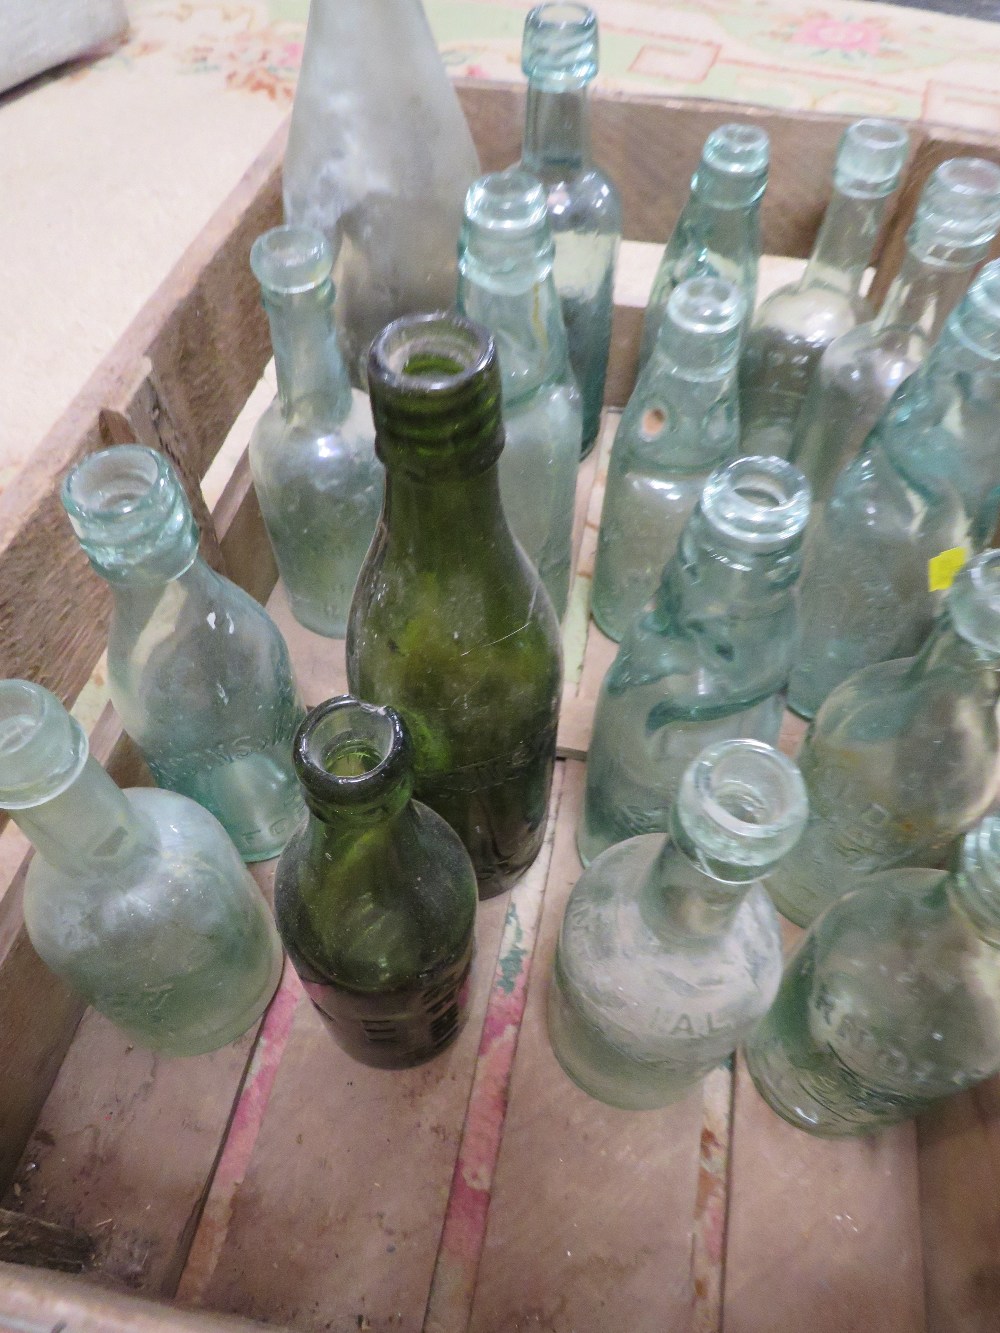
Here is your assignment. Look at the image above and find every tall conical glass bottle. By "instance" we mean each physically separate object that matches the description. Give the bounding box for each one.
[249,225,383,637]
[739,119,910,458]
[519,3,623,456]
[62,445,305,862]
[275,696,477,1068]
[639,123,769,373]
[790,156,1000,505]
[0,680,282,1056]
[580,456,810,868]
[457,169,582,619]
[346,313,563,898]
[550,739,807,1110]
[590,276,745,642]
[283,0,480,383]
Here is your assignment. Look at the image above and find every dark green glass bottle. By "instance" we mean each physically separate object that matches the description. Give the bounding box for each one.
[275,696,478,1068]
[346,312,563,897]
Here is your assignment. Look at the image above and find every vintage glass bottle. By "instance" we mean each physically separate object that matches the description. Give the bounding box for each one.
[275,696,477,1068]
[550,739,807,1110]
[249,225,382,637]
[739,119,910,458]
[639,123,769,373]
[0,680,282,1056]
[790,156,1000,505]
[580,456,810,868]
[590,276,745,643]
[346,313,563,897]
[769,550,1000,928]
[457,169,582,619]
[519,3,623,455]
[283,0,480,382]
[62,445,305,862]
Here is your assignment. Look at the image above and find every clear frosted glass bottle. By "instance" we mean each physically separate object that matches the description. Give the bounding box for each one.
[791,157,1000,505]
[519,3,623,456]
[457,169,582,619]
[591,277,745,642]
[62,446,305,862]
[769,550,1000,928]
[639,123,769,373]
[283,0,480,383]
[249,225,382,637]
[788,260,1000,719]
[550,739,807,1110]
[0,680,282,1056]
[739,119,910,458]
[580,456,810,868]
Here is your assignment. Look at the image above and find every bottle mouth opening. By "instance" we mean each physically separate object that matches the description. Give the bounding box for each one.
[62,445,164,523]
[835,118,909,197]
[295,696,409,806]
[369,312,494,395]
[667,276,745,336]
[700,455,811,550]
[704,123,770,175]
[250,224,333,295]
[0,680,88,810]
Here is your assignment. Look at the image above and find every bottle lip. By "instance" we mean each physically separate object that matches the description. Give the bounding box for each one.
[293,695,411,810]
[833,118,909,199]
[0,680,88,810]
[462,170,550,239]
[909,158,1000,250]
[250,224,334,296]
[368,311,495,396]
[700,455,811,551]
[522,2,598,89]
[667,276,746,337]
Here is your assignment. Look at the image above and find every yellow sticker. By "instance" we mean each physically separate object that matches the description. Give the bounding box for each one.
[928,546,967,592]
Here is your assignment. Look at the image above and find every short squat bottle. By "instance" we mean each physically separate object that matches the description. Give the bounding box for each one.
[275,697,477,1068]
[0,680,282,1056]
[591,277,745,643]
[550,739,807,1110]
[580,456,810,868]
[520,3,623,455]
[249,225,383,637]
[457,169,582,619]
[62,446,305,861]
[346,313,563,897]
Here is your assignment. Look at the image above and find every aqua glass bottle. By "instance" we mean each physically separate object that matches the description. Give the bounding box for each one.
[275,696,477,1068]
[790,157,1000,505]
[590,277,745,642]
[0,680,282,1056]
[550,738,807,1110]
[62,445,305,862]
[519,3,623,456]
[739,119,910,458]
[638,123,769,373]
[346,313,563,898]
[457,169,582,619]
[580,455,810,868]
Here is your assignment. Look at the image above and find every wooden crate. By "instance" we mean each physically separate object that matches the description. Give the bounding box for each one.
[1,83,1000,1333]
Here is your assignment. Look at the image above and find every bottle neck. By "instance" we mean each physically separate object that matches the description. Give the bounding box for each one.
[107,547,214,598]
[458,269,570,402]
[906,616,1000,689]
[521,84,591,174]
[640,823,752,940]
[264,283,352,422]
[650,521,800,628]
[802,188,889,296]
[873,240,987,342]
[381,461,511,560]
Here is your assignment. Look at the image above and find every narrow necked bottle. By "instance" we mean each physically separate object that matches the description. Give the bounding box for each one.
[639,123,769,373]
[770,550,1000,928]
[591,277,746,642]
[791,156,1000,504]
[346,313,563,897]
[739,119,910,457]
[457,169,582,619]
[249,225,383,637]
[550,739,807,1110]
[520,3,623,456]
[0,680,282,1056]
[62,445,305,861]
[580,456,810,867]
[275,696,477,1068]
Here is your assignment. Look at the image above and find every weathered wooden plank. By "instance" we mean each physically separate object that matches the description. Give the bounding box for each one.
[0,1207,95,1273]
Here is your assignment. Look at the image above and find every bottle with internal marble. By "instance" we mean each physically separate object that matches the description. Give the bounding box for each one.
[62,445,305,862]
[0,680,282,1056]
[590,276,746,643]
[457,168,582,619]
[550,739,807,1110]
[580,455,810,868]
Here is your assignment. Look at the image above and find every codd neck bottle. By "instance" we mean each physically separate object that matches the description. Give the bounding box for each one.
[550,739,807,1110]
[519,3,623,456]
[275,696,477,1068]
[580,456,810,867]
[791,157,1000,505]
[457,169,582,619]
[591,277,745,642]
[739,119,910,457]
[249,225,382,637]
[346,313,562,898]
[62,445,305,862]
[0,680,282,1056]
